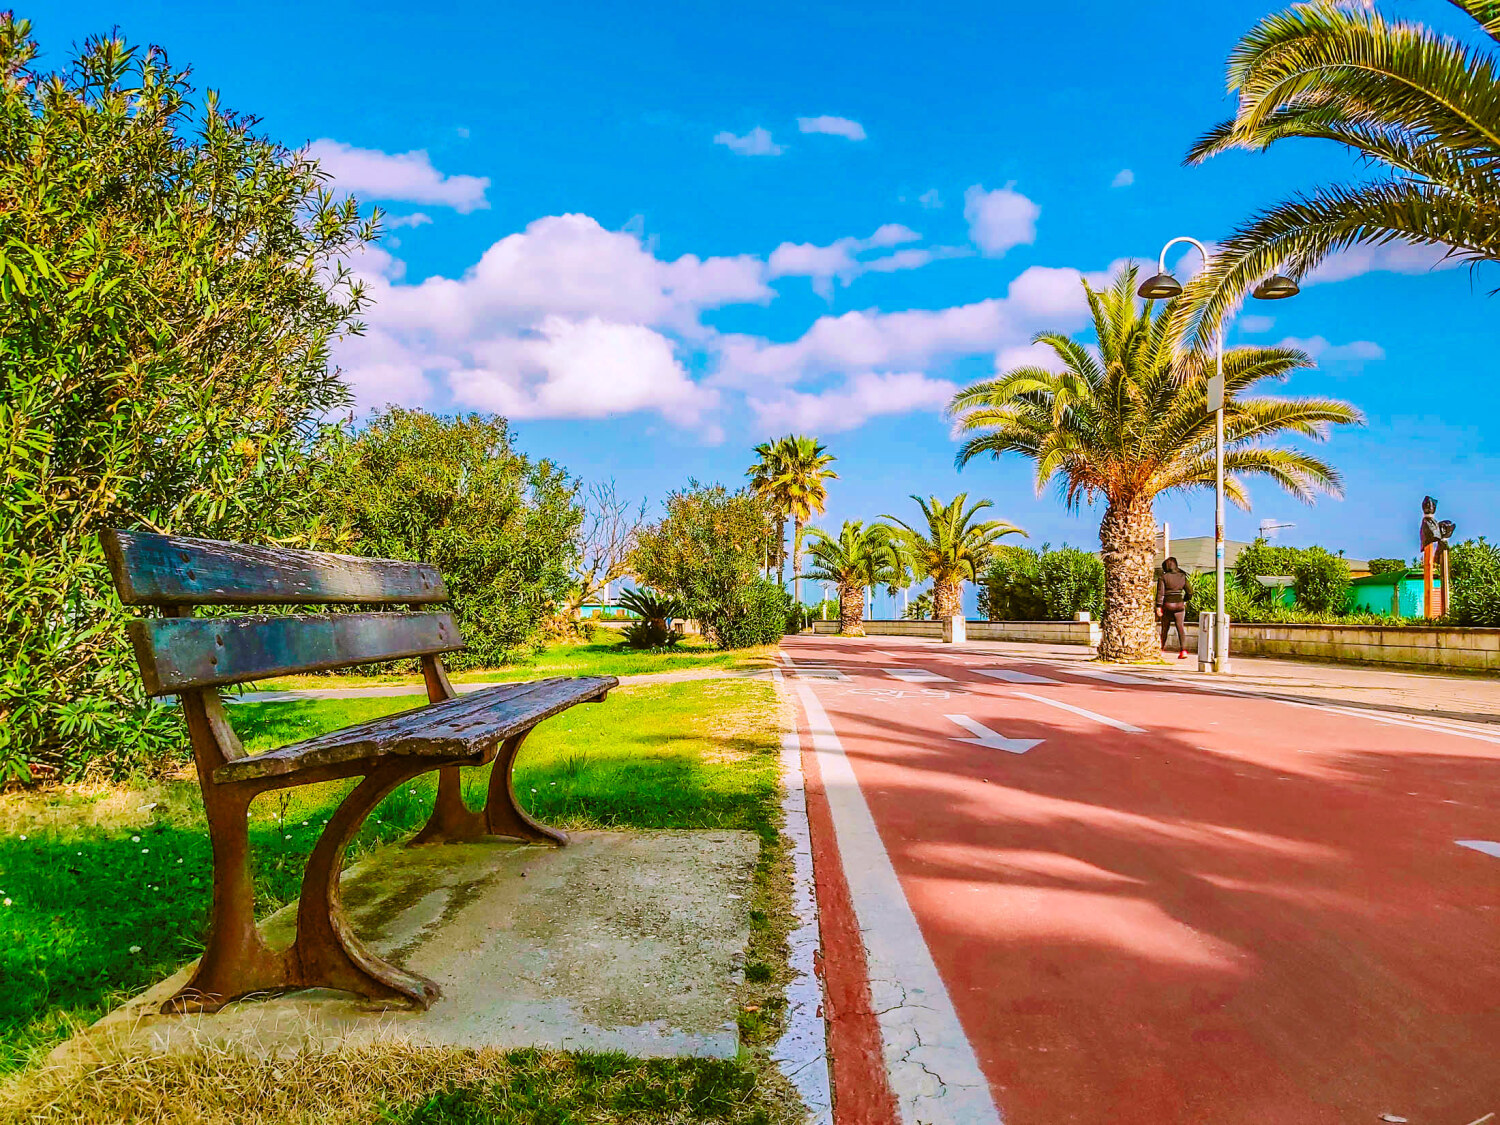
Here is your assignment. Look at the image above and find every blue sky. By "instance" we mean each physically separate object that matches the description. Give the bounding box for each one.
[37,0,1500,600]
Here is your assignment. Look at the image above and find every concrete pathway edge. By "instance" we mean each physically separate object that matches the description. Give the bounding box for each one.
[771,670,834,1125]
[793,674,1004,1125]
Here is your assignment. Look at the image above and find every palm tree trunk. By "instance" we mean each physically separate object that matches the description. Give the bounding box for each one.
[775,516,787,588]
[792,516,804,605]
[1098,494,1158,662]
[932,580,962,620]
[839,582,865,636]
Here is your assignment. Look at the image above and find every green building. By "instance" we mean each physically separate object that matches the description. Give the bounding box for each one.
[1347,570,1438,618]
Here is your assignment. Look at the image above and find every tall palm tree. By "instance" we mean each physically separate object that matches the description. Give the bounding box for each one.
[776,435,839,606]
[746,440,788,581]
[800,521,898,636]
[746,434,838,593]
[1183,0,1500,335]
[881,494,1025,621]
[948,264,1362,662]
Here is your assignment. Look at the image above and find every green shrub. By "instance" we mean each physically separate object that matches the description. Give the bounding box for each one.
[1292,547,1353,614]
[1188,572,1258,623]
[1037,547,1105,620]
[1367,557,1408,576]
[979,545,1102,621]
[1447,537,1500,626]
[618,588,686,649]
[710,579,791,649]
[1232,538,1301,606]
[0,20,373,781]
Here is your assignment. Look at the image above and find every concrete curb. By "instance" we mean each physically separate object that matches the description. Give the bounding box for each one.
[770,668,833,1125]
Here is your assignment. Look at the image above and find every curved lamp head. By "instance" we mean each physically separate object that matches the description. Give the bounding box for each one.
[1137,272,1183,299]
[1252,274,1300,300]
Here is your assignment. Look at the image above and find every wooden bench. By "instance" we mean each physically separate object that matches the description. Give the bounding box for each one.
[101,529,616,1015]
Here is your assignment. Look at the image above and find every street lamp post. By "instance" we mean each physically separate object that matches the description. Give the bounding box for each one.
[1138,240,1299,674]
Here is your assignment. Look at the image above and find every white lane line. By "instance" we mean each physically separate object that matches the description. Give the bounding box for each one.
[1185,680,1500,746]
[974,668,1060,685]
[1061,666,1149,685]
[1012,691,1147,733]
[944,714,1041,754]
[795,682,1004,1125]
[769,672,833,1125]
[884,667,953,683]
[1456,840,1500,860]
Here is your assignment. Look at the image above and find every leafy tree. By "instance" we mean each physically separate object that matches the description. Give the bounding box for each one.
[746,434,838,597]
[881,494,1024,619]
[1233,538,1302,605]
[631,482,777,649]
[0,20,373,780]
[310,410,580,667]
[1367,557,1409,576]
[1184,0,1500,335]
[949,265,1361,661]
[800,521,899,636]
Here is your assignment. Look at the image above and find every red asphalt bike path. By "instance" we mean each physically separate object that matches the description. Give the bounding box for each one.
[784,635,1500,1125]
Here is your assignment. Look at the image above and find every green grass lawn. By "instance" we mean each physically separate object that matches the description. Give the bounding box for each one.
[0,677,795,1123]
[251,631,777,692]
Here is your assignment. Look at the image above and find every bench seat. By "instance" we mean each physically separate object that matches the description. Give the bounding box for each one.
[216,676,618,784]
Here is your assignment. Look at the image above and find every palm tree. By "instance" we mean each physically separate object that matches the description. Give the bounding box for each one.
[746,440,787,580]
[881,494,1025,621]
[800,521,898,636]
[1183,0,1500,335]
[948,264,1362,662]
[746,434,838,594]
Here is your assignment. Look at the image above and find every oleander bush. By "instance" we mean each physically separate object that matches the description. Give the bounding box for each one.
[1447,538,1500,627]
[979,546,1104,622]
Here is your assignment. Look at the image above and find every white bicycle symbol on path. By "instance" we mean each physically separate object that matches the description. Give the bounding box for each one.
[841,687,968,701]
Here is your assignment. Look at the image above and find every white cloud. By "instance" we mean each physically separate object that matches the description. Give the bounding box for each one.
[307,139,490,213]
[385,212,433,229]
[337,213,770,420]
[1305,241,1461,285]
[1111,168,1135,188]
[1279,335,1386,370]
[713,126,783,156]
[1238,314,1275,333]
[963,184,1040,257]
[749,372,954,433]
[767,223,927,298]
[797,115,867,141]
[918,188,942,209]
[450,317,717,424]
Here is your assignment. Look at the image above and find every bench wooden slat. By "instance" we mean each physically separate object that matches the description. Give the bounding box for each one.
[102,530,447,606]
[214,676,617,783]
[128,611,464,695]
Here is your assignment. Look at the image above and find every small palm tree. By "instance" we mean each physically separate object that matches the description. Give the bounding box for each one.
[949,264,1362,662]
[1184,0,1500,333]
[881,495,1025,621]
[800,521,898,636]
[747,434,839,596]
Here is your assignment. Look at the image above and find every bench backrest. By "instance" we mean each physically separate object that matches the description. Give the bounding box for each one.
[102,530,465,696]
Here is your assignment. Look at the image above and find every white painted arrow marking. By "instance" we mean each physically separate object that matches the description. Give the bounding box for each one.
[1456,839,1500,860]
[885,667,952,683]
[1013,691,1147,733]
[976,668,1059,684]
[944,714,1042,754]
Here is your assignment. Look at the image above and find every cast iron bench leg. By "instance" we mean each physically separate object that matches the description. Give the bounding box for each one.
[410,730,568,847]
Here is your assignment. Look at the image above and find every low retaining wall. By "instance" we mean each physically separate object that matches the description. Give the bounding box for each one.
[811,619,1099,646]
[1185,622,1499,673]
[808,618,1498,672]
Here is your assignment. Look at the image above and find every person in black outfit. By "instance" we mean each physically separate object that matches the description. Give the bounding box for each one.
[1156,556,1190,658]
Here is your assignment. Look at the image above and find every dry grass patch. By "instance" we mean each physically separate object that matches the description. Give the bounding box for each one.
[0,1042,804,1124]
